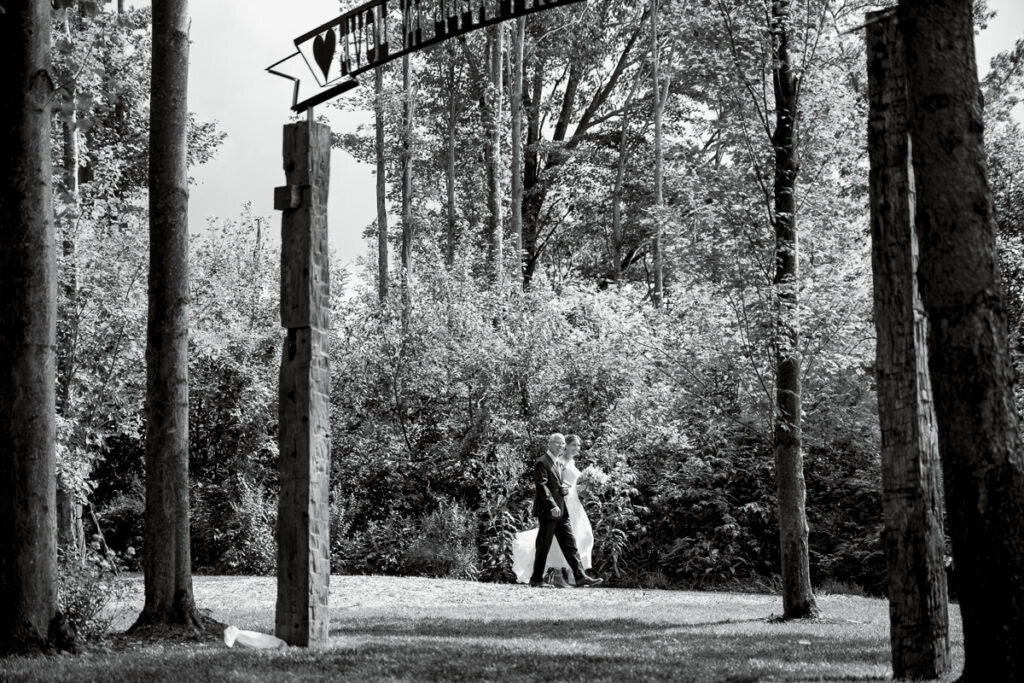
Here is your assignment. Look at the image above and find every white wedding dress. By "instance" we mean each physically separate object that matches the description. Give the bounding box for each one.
[512,460,594,584]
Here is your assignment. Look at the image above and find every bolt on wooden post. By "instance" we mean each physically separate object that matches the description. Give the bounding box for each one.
[274,121,331,647]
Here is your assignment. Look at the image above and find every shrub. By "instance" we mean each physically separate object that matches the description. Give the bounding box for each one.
[478,509,518,582]
[94,479,145,572]
[406,499,480,580]
[57,542,131,641]
[217,475,277,574]
[331,501,414,575]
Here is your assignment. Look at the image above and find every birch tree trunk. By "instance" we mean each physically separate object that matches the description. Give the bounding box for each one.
[486,25,504,289]
[770,0,817,620]
[0,0,66,654]
[510,17,525,279]
[56,8,86,563]
[650,0,664,307]
[375,67,389,303]
[133,0,202,630]
[901,0,1024,677]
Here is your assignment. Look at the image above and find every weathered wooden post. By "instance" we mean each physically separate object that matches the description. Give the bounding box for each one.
[274,120,331,647]
[866,10,949,679]
[263,0,597,651]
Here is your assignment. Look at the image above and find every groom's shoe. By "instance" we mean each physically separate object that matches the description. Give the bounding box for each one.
[528,579,549,588]
[550,570,570,588]
[575,573,604,587]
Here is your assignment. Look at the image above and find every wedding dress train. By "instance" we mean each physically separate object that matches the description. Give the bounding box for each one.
[511,461,594,584]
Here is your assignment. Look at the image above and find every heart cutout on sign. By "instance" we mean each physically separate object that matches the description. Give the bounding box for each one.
[312,29,337,81]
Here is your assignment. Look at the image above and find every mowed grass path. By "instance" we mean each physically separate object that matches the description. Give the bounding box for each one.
[2,575,964,682]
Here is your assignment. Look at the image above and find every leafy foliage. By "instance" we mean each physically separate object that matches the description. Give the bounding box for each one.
[56,0,1024,601]
[57,542,131,641]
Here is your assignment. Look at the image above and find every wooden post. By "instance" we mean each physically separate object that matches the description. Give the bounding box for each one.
[866,10,950,679]
[274,121,331,647]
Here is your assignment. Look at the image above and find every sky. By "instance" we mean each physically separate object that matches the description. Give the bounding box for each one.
[170,0,1024,265]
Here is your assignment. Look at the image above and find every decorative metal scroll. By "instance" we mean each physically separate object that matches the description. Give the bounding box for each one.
[269,0,586,111]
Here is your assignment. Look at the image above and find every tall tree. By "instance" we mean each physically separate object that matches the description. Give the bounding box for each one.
[133,0,203,630]
[767,0,817,619]
[401,55,415,330]
[866,11,950,678]
[650,0,665,307]
[486,25,505,289]
[375,66,389,303]
[611,74,643,289]
[520,4,649,286]
[902,0,1024,677]
[0,0,66,654]
[445,44,459,268]
[510,17,526,281]
[55,5,85,560]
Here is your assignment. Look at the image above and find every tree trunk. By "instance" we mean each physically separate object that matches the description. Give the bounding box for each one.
[446,45,459,268]
[519,15,648,288]
[901,1,1024,678]
[611,120,626,288]
[650,0,664,307]
[55,9,86,563]
[133,0,202,630]
[770,0,817,620]
[866,11,950,678]
[0,0,68,655]
[486,25,504,289]
[522,65,543,286]
[375,67,389,303]
[510,17,525,282]
[612,73,643,288]
[401,55,414,330]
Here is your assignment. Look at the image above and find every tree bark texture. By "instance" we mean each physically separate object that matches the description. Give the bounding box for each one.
[650,0,664,307]
[510,17,525,279]
[401,55,414,330]
[770,0,817,620]
[375,67,389,303]
[522,65,543,286]
[135,0,200,629]
[0,0,62,654]
[901,1,1024,678]
[866,11,950,679]
[613,72,644,289]
[485,26,504,289]
[56,9,86,562]
[446,47,459,268]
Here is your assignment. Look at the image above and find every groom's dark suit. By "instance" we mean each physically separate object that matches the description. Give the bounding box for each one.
[530,452,585,585]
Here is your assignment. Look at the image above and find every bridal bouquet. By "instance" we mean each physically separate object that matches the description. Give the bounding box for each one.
[577,465,610,489]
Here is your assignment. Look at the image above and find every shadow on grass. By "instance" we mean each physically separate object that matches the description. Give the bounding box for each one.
[1,616,893,682]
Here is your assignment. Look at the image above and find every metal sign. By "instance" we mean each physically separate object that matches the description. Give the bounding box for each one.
[269,0,586,111]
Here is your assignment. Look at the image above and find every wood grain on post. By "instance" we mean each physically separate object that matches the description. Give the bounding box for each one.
[275,121,331,647]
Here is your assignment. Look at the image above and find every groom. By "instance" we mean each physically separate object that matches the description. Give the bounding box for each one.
[530,433,603,588]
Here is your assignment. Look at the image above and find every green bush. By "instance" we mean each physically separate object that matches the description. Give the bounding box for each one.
[57,542,131,641]
[218,475,277,574]
[406,499,480,580]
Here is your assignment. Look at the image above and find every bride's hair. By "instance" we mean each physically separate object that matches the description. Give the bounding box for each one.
[566,435,581,446]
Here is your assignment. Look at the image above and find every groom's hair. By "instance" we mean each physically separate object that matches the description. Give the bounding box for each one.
[547,433,564,446]
[566,435,581,446]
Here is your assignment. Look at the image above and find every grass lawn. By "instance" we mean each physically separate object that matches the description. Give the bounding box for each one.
[1,575,964,682]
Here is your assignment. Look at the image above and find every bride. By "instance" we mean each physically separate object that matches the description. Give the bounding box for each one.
[512,434,594,585]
